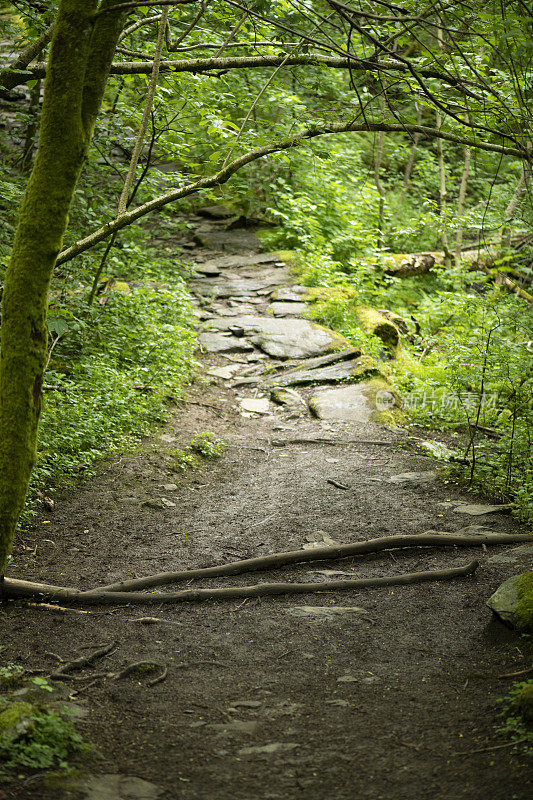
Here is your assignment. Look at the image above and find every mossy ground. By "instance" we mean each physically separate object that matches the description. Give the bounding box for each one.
[516,572,533,633]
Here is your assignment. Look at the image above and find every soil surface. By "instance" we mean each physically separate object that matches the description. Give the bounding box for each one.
[1,217,532,800]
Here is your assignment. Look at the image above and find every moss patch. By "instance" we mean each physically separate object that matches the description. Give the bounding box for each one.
[309,323,352,352]
[515,571,533,633]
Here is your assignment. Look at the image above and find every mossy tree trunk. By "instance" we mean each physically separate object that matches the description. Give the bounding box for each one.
[0,0,126,575]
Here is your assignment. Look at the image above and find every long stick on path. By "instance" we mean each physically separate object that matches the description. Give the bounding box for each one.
[1,561,479,605]
[84,531,531,594]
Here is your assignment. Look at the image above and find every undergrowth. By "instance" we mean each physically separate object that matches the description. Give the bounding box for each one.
[0,660,88,773]
[495,679,533,752]
[274,235,533,523]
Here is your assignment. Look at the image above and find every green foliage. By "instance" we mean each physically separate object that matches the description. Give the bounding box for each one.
[0,662,25,690]
[0,701,86,770]
[18,260,198,523]
[167,432,225,473]
[516,573,533,633]
[190,431,225,459]
[495,680,533,750]
[168,448,199,473]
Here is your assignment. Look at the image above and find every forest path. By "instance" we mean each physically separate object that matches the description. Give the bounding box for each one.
[2,214,532,800]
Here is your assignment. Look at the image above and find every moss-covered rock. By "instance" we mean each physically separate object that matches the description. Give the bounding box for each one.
[355,305,401,355]
[515,572,533,632]
[0,701,37,746]
[309,323,352,353]
[361,377,405,426]
[487,572,533,632]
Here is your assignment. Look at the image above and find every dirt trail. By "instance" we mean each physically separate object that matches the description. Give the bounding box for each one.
[2,218,532,800]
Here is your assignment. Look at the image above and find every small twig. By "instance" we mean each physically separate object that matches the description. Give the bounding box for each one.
[498,666,533,679]
[69,679,100,697]
[29,602,92,614]
[327,478,350,490]
[455,737,528,756]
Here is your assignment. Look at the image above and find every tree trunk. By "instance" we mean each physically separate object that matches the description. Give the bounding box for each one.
[0,0,125,575]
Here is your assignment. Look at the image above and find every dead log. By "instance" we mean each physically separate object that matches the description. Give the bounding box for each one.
[383,253,440,278]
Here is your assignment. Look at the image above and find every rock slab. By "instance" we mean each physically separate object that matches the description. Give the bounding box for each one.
[82,774,162,800]
[267,357,376,387]
[198,332,254,353]
[209,315,349,359]
[309,384,374,422]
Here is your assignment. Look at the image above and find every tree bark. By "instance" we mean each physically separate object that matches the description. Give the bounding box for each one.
[0,0,126,575]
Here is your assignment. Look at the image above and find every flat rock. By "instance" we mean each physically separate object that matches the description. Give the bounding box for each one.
[271,286,309,301]
[308,384,374,422]
[195,263,221,276]
[488,545,533,565]
[198,332,254,353]
[267,357,376,387]
[270,387,306,407]
[238,742,299,756]
[269,301,308,316]
[229,700,262,709]
[239,398,270,414]
[195,278,283,298]
[82,774,162,800]
[207,364,242,379]
[208,720,258,734]
[210,316,349,359]
[196,252,282,270]
[194,228,262,251]
[270,347,362,375]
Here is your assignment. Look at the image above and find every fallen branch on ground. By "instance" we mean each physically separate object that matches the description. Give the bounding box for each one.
[270,438,396,446]
[1,561,478,604]
[88,531,532,593]
[498,666,533,679]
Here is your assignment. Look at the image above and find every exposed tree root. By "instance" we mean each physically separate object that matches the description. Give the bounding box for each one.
[88,531,531,593]
[48,641,117,679]
[1,561,479,604]
[114,660,167,686]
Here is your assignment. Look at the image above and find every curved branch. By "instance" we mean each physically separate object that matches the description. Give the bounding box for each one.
[0,23,54,91]
[6,54,491,93]
[86,532,532,594]
[54,119,527,267]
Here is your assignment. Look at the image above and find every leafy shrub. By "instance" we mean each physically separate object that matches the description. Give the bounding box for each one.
[0,702,86,770]
[190,431,225,458]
